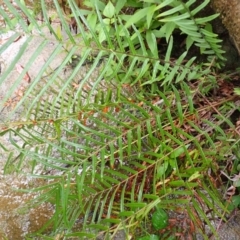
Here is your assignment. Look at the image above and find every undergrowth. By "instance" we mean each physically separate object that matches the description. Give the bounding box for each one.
[1,0,240,239]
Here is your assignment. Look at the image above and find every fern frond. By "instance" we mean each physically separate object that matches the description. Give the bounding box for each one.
[0,0,235,239]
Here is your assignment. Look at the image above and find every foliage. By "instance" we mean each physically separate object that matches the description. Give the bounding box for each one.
[0,0,239,239]
[151,208,168,230]
[138,234,160,240]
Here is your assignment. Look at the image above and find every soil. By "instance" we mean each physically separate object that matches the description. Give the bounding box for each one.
[0,175,53,239]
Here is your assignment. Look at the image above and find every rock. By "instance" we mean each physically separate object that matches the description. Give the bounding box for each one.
[212,211,240,240]
[191,0,240,69]
[211,0,240,55]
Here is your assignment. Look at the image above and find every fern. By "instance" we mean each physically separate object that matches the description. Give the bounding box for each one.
[0,0,237,239]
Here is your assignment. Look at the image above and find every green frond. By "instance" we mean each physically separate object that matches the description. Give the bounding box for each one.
[0,0,237,239]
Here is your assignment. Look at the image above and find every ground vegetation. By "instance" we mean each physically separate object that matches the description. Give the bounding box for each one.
[1,0,240,239]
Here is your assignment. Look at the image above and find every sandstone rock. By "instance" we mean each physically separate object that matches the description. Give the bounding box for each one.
[211,0,240,54]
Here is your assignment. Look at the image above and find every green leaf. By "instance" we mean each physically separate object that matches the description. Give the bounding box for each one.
[118,211,135,217]
[164,22,176,42]
[188,171,201,182]
[230,195,240,209]
[103,1,115,19]
[115,0,127,14]
[87,12,97,29]
[138,234,160,240]
[186,35,194,50]
[65,232,96,238]
[146,5,156,29]
[170,146,186,158]
[146,30,158,57]
[53,119,62,139]
[125,7,149,29]
[125,202,147,209]
[157,161,168,179]
[152,208,169,230]
[233,179,240,187]
[234,88,240,95]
